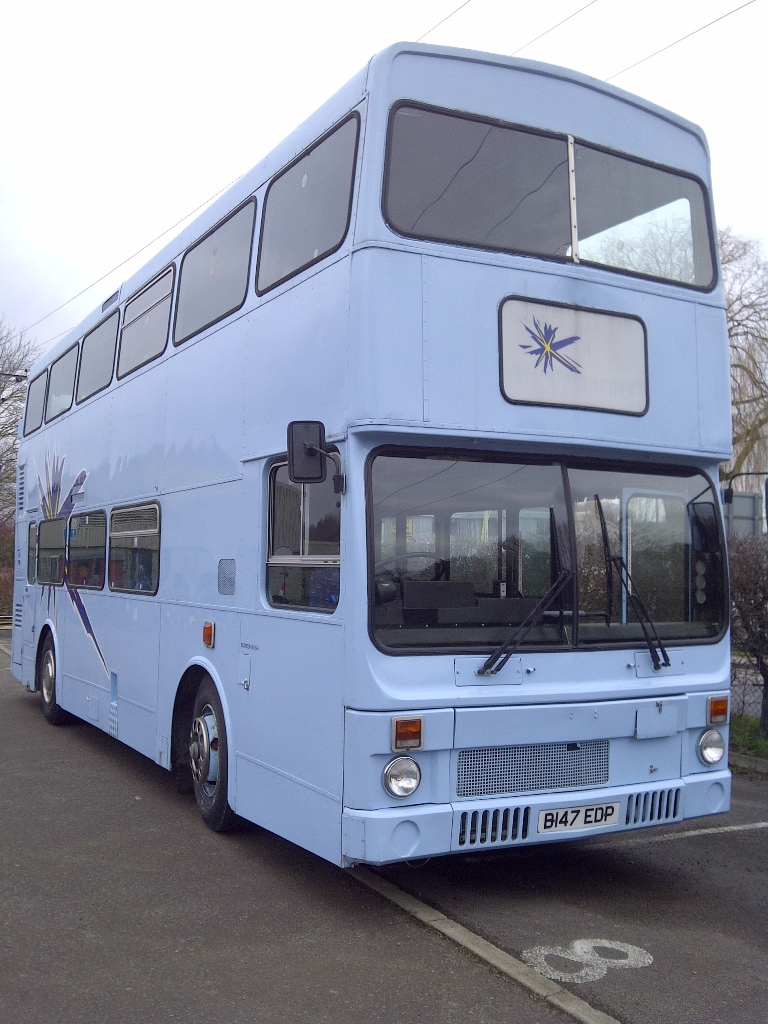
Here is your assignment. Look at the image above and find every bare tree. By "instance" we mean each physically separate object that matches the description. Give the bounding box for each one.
[0,318,38,610]
[720,228,768,481]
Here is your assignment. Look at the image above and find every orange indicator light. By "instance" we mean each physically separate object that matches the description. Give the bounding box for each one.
[393,717,423,751]
[708,696,728,725]
[202,621,215,648]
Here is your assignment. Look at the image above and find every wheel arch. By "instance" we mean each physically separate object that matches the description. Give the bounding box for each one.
[170,659,233,798]
[34,622,57,693]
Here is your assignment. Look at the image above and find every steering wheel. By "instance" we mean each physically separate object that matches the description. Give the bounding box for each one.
[375,551,447,581]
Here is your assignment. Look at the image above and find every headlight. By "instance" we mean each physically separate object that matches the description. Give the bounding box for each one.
[382,756,421,798]
[697,729,725,765]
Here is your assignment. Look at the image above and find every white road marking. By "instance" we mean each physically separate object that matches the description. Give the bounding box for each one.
[587,820,768,850]
[351,866,623,1024]
[521,938,653,983]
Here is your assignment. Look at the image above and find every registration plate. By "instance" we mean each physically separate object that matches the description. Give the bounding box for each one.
[537,801,620,834]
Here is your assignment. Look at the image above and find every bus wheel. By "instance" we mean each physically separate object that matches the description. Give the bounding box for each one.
[189,678,236,832]
[38,635,66,725]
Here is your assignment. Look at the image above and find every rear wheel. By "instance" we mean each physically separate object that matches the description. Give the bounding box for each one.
[38,634,66,725]
[189,677,236,832]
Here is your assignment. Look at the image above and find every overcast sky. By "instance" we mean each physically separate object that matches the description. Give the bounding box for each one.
[1,0,764,354]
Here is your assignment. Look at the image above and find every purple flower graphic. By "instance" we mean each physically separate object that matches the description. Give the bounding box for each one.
[36,449,109,677]
[520,317,581,375]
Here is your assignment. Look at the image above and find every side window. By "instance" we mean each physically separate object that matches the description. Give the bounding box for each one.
[174,201,256,346]
[267,463,340,611]
[69,511,106,589]
[45,344,79,422]
[37,518,66,585]
[256,114,359,293]
[77,312,119,401]
[118,268,174,378]
[108,503,160,594]
[24,371,48,435]
[27,522,37,583]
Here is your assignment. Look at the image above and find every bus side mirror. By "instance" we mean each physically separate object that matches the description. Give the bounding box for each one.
[287,421,328,484]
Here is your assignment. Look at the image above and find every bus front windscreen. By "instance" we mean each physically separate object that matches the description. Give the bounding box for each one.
[369,451,726,652]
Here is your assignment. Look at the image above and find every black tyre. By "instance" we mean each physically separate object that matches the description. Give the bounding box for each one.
[189,676,236,832]
[38,634,66,725]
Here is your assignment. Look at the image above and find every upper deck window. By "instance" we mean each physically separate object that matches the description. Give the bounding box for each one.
[119,269,174,377]
[385,106,571,259]
[384,104,714,289]
[174,202,256,346]
[23,370,47,435]
[574,145,713,286]
[77,312,119,402]
[257,115,359,294]
[45,344,79,422]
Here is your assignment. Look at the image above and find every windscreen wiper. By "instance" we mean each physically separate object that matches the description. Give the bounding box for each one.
[476,569,573,676]
[594,494,671,671]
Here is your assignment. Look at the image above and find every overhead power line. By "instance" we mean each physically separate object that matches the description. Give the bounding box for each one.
[31,0,760,349]
[606,0,757,80]
[511,1,598,56]
[417,0,475,42]
[32,174,242,342]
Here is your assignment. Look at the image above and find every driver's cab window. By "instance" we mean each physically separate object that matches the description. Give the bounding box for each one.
[267,462,340,611]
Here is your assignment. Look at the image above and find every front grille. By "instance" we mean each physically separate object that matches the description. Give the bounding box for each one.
[625,787,680,826]
[456,805,530,848]
[457,739,610,798]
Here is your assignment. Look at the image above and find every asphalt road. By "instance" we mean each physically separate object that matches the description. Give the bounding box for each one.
[0,654,571,1024]
[2,648,766,1024]
[379,767,768,1023]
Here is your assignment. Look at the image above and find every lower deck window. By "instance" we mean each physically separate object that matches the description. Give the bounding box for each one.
[37,518,66,585]
[69,511,106,589]
[108,503,160,594]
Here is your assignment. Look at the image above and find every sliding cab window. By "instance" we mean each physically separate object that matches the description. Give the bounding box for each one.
[256,114,359,293]
[108,503,160,594]
[267,463,340,612]
[37,518,67,585]
[77,312,119,401]
[23,370,47,435]
[174,201,256,346]
[69,511,107,589]
[118,268,174,378]
[45,344,79,422]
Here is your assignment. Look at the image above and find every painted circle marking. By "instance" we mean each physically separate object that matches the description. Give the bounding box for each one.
[521,938,653,983]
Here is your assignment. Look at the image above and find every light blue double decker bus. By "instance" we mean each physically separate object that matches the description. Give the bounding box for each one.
[13,43,731,865]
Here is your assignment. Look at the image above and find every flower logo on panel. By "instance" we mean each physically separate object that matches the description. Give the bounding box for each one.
[519,317,582,375]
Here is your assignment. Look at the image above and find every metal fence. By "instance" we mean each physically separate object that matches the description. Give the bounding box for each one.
[731,657,764,717]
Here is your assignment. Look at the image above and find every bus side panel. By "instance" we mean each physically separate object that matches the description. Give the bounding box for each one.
[90,595,160,759]
[241,260,351,460]
[231,614,345,865]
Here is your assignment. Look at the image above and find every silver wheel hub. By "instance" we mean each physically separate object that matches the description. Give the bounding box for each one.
[190,706,219,791]
[41,649,56,706]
